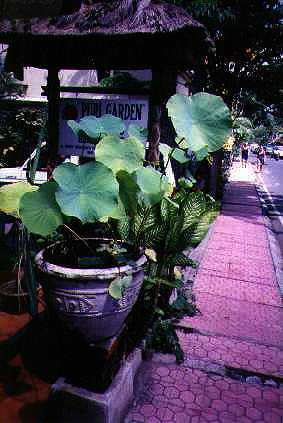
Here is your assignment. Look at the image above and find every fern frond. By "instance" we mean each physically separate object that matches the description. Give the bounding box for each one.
[166,253,198,268]
[185,209,219,247]
[182,191,207,231]
[160,197,179,223]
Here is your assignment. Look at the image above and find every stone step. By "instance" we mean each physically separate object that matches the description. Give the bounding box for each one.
[194,271,282,306]
[178,331,283,380]
[177,292,283,349]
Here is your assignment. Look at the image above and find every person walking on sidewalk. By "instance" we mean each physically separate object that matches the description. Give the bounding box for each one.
[241,142,249,168]
[256,145,265,172]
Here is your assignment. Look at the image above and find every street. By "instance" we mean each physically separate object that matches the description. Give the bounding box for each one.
[251,153,283,254]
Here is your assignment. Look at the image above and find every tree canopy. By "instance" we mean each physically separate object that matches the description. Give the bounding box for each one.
[170,0,282,125]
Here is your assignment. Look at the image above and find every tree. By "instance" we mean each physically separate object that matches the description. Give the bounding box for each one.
[169,0,282,120]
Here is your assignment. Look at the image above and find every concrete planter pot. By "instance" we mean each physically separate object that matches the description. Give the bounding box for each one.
[34,240,147,344]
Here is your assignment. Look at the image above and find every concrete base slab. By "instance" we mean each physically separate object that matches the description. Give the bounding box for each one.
[43,348,142,423]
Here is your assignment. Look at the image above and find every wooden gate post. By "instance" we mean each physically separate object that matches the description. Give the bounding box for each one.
[147,69,177,164]
[47,67,60,164]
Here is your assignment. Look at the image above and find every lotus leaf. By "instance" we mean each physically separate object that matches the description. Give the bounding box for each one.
[68,114,125,141]
[133,167,172,206]
[194,145,210,161]
[19,182,63,236]
[53,162,120,223]
[0,182,38,218]
[167,93,232,157]
[171,148,189,164]
[127,124,148,143]
[108,275,133,299]
[96,135,145,174]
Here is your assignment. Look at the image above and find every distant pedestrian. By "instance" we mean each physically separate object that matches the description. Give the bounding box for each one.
[256,145,265,172]
[241,143,249,168]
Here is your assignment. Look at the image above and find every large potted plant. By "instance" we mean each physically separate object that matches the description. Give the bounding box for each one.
[0,92,231,348]
[0,115,172,345]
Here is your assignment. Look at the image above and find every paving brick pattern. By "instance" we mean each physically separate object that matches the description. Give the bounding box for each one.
[125,362,283,422]
[179,292,283,348]
[126,165,283,422]
[179,332,283,378]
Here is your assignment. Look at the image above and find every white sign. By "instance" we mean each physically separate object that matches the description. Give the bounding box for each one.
[59,95,149,157]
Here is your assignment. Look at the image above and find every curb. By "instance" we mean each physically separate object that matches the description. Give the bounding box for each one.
[254,177,283,299]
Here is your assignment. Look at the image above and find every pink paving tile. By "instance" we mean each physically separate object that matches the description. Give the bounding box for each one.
[199,259,276,285]
[204,247,273,266]
[207,240,270,259]
[177,292,283,348]
[222,203,263,215]
[194,273,282,307]
[213,216,266,234]
[213,222,267,239]
[125,361,283,423]
[210,230,268,247]
[222,196,260,206]
[178,332,283,378]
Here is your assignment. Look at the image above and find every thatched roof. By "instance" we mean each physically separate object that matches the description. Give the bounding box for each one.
[0,0,213,71]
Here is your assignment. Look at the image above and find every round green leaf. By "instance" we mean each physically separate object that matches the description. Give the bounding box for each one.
[167,93,232,156]
[171,148,189,164]
[133,166,173,206]
[53,162,120,223]
[0,182,38,218]
[108,275,133,300]
[96,135,145,174]
[68,114,125,140]
[19,182,63,236]
[127,124,148,143]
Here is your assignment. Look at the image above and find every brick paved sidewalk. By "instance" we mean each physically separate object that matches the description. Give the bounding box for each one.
[125,163,283,422]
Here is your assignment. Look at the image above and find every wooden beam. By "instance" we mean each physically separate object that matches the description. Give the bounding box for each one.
[41,85,150,96]
[47,68,60,163]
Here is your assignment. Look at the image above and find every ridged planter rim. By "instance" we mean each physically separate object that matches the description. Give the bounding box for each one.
[35,239,147,280]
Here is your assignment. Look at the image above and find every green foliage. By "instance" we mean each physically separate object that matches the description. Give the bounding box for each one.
[146,319,184,363]
[18,114,173,237]
[119,188,219,282]
[233,117,253,145]
[127,124,148,143]
[169,292,199,319]
[133,167,172,207]
[116,170,140,217]
[53,162,120,223]
[0,107,45,167]
[95,135,145,174]
[20,182,64,237]
[0,182,38,218]
[99,72,150,90]
[108,275,133,300]
[172,0,282,120]
[167,93,232,158]
[0,71,26,99]
[251,125,269,145]
[67,114,125,143]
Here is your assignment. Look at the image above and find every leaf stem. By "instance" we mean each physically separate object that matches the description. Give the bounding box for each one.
[162,137,186,178]
[63,224,96,256]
